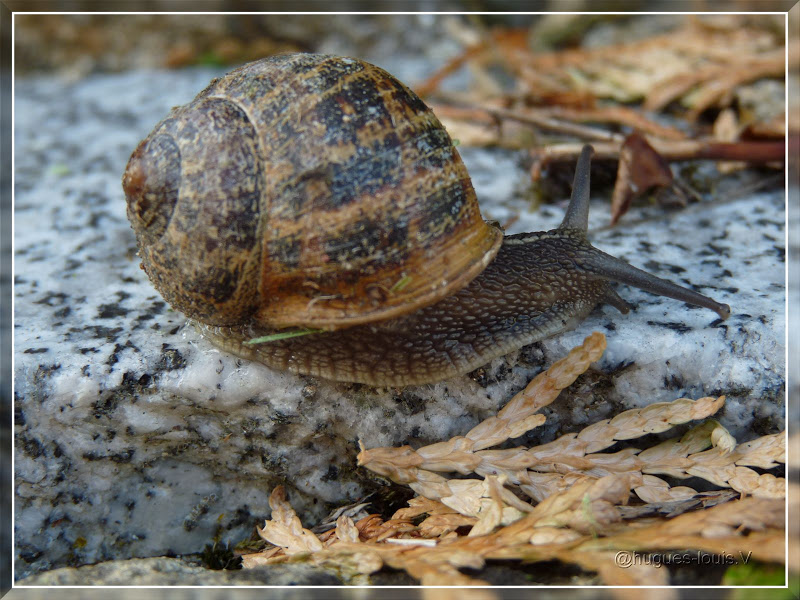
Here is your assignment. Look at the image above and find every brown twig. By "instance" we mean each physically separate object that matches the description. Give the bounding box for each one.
[530,139,785,181]
[430,101,624,144]
[415,41,489,98]
[541,106,688,140]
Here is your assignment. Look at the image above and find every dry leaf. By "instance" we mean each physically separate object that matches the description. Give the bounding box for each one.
[256,487,324,554]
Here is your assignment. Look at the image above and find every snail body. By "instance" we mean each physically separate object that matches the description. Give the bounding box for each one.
[124,53,730,387]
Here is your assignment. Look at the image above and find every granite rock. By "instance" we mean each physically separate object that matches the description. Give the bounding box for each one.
[14,65,785,581]
[16,556,340,586]
[15,555,604,590]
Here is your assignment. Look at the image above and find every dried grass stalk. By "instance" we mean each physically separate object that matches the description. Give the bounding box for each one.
[359,332,784,518]
[357,332,606,490]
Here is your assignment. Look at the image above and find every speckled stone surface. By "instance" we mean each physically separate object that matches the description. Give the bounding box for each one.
[17,557,341,586]
[14,65,785,580]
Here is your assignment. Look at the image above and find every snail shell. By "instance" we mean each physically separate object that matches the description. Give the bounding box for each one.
[123,53,501,331]
[123,53,730,387]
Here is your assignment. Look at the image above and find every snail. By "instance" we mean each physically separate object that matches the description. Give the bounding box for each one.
[123,53,730,387]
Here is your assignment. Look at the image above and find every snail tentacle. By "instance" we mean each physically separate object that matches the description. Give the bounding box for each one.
[578,246,732,320]
[559,144,593,231]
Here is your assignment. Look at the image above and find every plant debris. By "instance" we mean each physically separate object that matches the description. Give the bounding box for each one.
[200,541,243,571]
[241,333,788,589]
[420,15,788,224]
[245,328,324,344]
